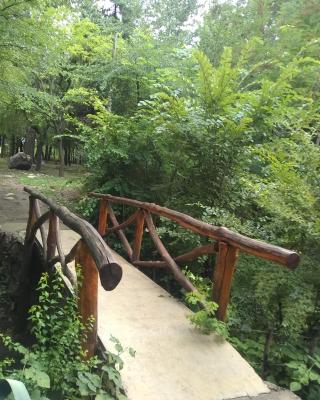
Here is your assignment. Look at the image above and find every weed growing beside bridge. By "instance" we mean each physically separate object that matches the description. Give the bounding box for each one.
[0,270,131,400]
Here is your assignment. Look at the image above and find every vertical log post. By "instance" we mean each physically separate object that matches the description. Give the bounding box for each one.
[132,210,144,262]
[47,213,58,264]
[212,241,238,321]
[98,199,108,236]
[76,240,98,358]
[34,199,47,260]
[25,196,36,240]
[23,196,37,278]
[107,203,133,259]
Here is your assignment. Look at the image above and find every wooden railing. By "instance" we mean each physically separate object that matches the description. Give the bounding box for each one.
[24,187,122,356]
[91,193,300,321]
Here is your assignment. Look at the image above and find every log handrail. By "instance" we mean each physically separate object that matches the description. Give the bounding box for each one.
[91,193,299,268]
[143,210,196,292]
[23,187,123,357]
[25,187,122,290]
[91,192,300,321]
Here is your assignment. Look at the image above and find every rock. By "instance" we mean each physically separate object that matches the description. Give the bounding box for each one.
[8,152,32,170]
[236,382,301,399]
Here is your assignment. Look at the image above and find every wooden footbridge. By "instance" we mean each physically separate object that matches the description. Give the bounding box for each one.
[15,188,301,399]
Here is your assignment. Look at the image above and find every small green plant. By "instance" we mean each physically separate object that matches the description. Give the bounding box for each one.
[0,270,132,399]
[185,291,228,338]
[183,269,228,337]
[76,196,99,219]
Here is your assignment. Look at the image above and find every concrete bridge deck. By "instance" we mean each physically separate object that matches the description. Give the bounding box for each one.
[97,250,298,400]
[98,250,268,400]
[1,183,298,400]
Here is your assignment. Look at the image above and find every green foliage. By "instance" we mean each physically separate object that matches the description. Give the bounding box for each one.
[185,291,228,338]
[183,270,228,338]
[18,174,83,204]
[286,351,320,393]
[74,29,320,398]
[1,0,320,399]
[0,271,130,399]
[76,197,99,220]
[142,0,198,38]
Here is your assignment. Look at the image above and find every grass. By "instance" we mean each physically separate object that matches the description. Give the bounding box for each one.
[19,173,82,199]
[0,157,87,207]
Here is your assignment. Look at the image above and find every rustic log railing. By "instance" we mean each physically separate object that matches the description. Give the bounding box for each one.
[91,193,300,321]
[24,187,122,356]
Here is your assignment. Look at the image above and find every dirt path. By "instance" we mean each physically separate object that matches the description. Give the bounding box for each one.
[0,170,29,233]
[0,158,84,234]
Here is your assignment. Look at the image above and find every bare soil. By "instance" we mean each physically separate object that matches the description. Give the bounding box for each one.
[0,164,29,229]
[0,158,84,233]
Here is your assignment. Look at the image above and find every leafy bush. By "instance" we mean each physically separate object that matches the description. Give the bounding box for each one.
[0,270,131,399]
[185,291,228,338]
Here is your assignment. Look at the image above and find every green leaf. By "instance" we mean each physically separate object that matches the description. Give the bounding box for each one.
[290,382,302,392]
[129,348,136,358]
[78,382,90,396]
[95,393,114,400]
[36,372,50,389]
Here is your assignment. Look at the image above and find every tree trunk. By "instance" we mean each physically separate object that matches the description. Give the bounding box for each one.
[24,128,36,160]
[48,146,52,161]
[59,138,64,177]
[136,77,141,104]
[68,142,72,166]
[0,136,5,157]
[35,140,42,171]
[44,144,49,161]
[262,329,273,379]
[107,33,118,112]
[309,291,320,356]
[9,135,16,156]
[64,142,68,166]
[309,333,319,357]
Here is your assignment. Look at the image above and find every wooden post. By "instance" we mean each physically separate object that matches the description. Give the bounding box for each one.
[213,241,238,321]
[144,211,196,293]
[25,196,36,240]
[90,193,299,269]
[98,199,108,236]
[76,240,98,358]
[34,199,47,260]
[132,210,144,262]
[107,203,133,259]
[23,196,37,284]
[24,198,49,274]
[47,213,58,263]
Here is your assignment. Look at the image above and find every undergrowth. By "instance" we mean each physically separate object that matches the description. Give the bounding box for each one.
[0,270,133,399]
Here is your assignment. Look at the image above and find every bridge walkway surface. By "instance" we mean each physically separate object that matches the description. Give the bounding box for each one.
[0,178,299,400]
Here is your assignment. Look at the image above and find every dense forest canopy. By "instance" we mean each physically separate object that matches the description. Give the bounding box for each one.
[1,0,320,398]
